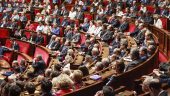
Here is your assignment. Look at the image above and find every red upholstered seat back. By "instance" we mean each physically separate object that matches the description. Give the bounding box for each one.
[3,51,13,64]
[0,28,10,39]
[15,40,31,54]
[59,27,64,37]
[80,34,86,45]
[41,34,47,46]
[84,13,93,21]
[17,54,25,63]
[160,18,167,30]
[34,47,49,66]
[32,22,39,31]
[147,6,154,13]
[26,13,31,20]
[127,23,136,33]
[5,39,12,48]
[24,31,31,39]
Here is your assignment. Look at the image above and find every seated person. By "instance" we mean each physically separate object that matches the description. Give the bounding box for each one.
[70,70,83,89]
[35,31,44,45]
[106,60,125,86]
[8,84,21,96]
[36,22,44,32]
[54,74,73,96]
[101,25,114,42]
[61,15,69,27]
[91,48,100,61]
[46,35,56,49]
[71,28,81,43]
[41,78,53,96]
[32,55,46,75]
[124,48,142,71]
[94,85,115,96]
[51,23,60,35]
[139,46,148,62]
[118,16,129,32]
[10,40,19,51]
[101,58,110,68]
[80,18,90,32]
[147,45,156,57]
[25,82,36,95]
[78,65,89,76]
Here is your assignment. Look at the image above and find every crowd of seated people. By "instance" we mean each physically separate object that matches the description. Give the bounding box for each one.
[0,0,167,96]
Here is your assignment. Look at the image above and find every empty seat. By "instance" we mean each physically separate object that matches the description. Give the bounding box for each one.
[34,46,50,66]
[0,28,10,39]
[15,40,31,54]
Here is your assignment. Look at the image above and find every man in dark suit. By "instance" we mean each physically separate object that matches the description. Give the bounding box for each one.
[101,25,114,42]
[46,35,56,49]
[53,5,61,16]
[95,13,107,23]
[130,23,144,37]
[119,16,129,32]
[144,12,154,24]
[61,16,69,27]
[75,7,84,20]
[0,46,9,57]
[71,28,81,43]
[11,40,19,51]
[0,19,9,27]
[108,14,120,28]
[29,32,37,43]
[51,14,60,25]
[80,18,90,32]
[51,38,60,51]
[32,55,46,75]
[124,48,142,71]
[35,32,44,45]
[60,6,69,16]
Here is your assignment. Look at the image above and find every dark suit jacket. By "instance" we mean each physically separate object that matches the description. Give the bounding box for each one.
[29,35,37,43]
[76,11,84,20]
[144,16,154,24]
[101,31,113,42]
[32,60,46,75]
[0,46,8,56]
[161,9,169,17]
[61,19,69,27]
[65,31,73,41]
[72,33,81,43]
[119,22,129,32]
[130,27,140,37]
[52,18,60,25]
[60,10,69,16]
[124,59,142,71]
[11,42,19,51]
[108,18,120,28]
[35,36,44,44]
[52,41,60,51]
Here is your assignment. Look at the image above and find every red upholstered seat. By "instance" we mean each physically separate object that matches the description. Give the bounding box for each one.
[41,34,47,46]
[59,27,64,37]
[160,18,167,30]
[3,51,13,64]
[5,39,12,48]
[34,46,49,66]
[15,40,31,54]
[80,34,86,45]
[147,6,154,13]
[126,23,136,33]
[26,13,31,20]
[0,28,10,39]
[34,8,42,15]
[17,54,25,63]
[24,31,31,39]
[84,13,93,21]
